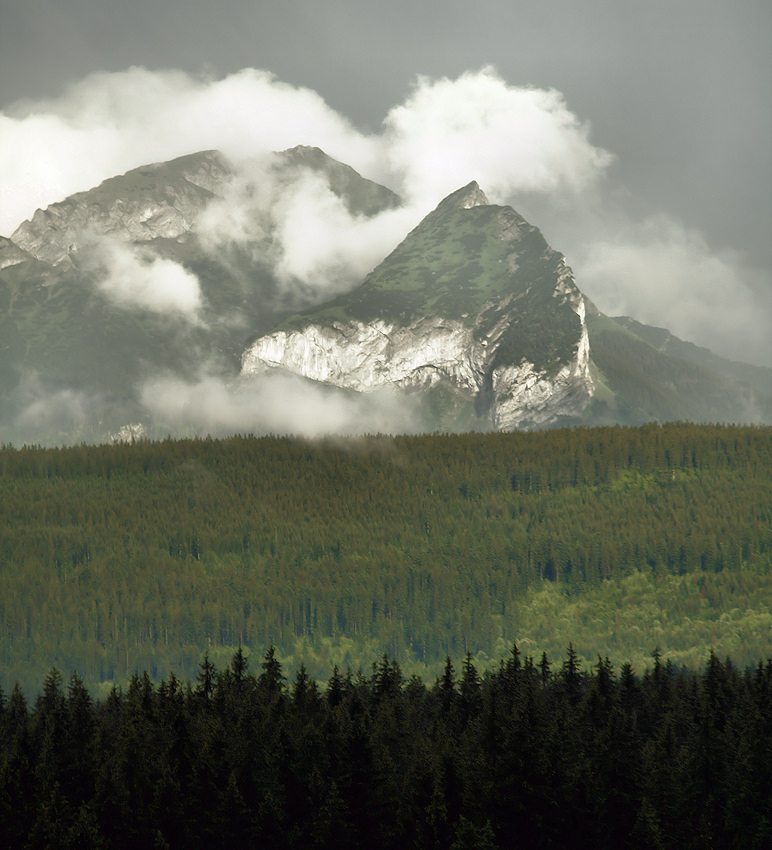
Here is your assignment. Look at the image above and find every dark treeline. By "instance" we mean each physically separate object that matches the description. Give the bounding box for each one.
[1,646,771,849]
[1,423,772,693]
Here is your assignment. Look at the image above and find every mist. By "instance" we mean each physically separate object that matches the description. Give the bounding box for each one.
[139,371,427,439]
[196,159,419,308]
[1,372,106,446]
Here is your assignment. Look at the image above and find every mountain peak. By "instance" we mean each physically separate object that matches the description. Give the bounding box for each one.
[274,145,401,216]
[435,181,489,212]
[0,236,35,270]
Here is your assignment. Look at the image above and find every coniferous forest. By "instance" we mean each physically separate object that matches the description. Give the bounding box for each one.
[2,424,772,846]
[1,646,771,848]
[1,423,772,695]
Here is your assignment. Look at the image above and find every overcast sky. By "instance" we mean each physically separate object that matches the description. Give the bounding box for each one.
[2,0,771,365]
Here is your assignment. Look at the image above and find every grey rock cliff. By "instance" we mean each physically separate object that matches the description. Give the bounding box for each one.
[10,151,232,266]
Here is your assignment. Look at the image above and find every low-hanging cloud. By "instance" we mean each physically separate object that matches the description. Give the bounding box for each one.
[573,214,772,366]
[86,236,204,320]
[197,162,419,305]
[6,372,102,444]
[140,371,426,438]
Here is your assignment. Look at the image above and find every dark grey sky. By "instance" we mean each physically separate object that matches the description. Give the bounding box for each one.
[3,0,770,267]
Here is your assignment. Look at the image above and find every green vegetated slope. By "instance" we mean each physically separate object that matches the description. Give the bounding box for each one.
[584,313,772,425]
[613,314,772,399]
[1,423,771,695]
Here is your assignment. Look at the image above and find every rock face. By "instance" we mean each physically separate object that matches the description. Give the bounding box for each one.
[0,237,35,271]
[242,183,595,429]
[491,294,592,429]
[10,151,233,266]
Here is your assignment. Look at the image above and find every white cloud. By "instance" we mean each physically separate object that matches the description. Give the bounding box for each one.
[574,214,772,365]
[140,371,425,438]
[89,237,203,320]
[383,68,614,208]
[0,66,612,238]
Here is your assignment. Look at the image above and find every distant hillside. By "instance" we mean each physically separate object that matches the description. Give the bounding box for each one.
[1,424,770,696]
[584,310,772,425]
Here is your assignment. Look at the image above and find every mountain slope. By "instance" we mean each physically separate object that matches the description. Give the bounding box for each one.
[242,183,595,429]
[584,311,772,425]
[0,147,401,442]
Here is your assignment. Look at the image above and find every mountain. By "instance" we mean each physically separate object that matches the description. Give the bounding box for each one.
[2,146,771,442]
[611,314,772,400]
[0,146,400,442]
[242,181,772,430]
[242,182,594,429]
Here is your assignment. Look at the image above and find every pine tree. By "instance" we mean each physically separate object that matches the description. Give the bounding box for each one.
[459,653,482,723]
[259,645,285,700]
[196,653,216,702]
[231,646,248,685]
[439,656,457,714]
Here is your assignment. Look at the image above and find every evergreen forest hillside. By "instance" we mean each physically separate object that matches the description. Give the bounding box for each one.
[1,424,771,696]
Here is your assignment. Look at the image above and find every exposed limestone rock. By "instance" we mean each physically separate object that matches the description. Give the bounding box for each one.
[241,290,594,430]
[109,423,148,444]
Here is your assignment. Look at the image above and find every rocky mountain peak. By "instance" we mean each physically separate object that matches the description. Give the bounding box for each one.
[242,181,595,430]
[274,145,401,217]
[435,181,489,213]
[10,150,234,265]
